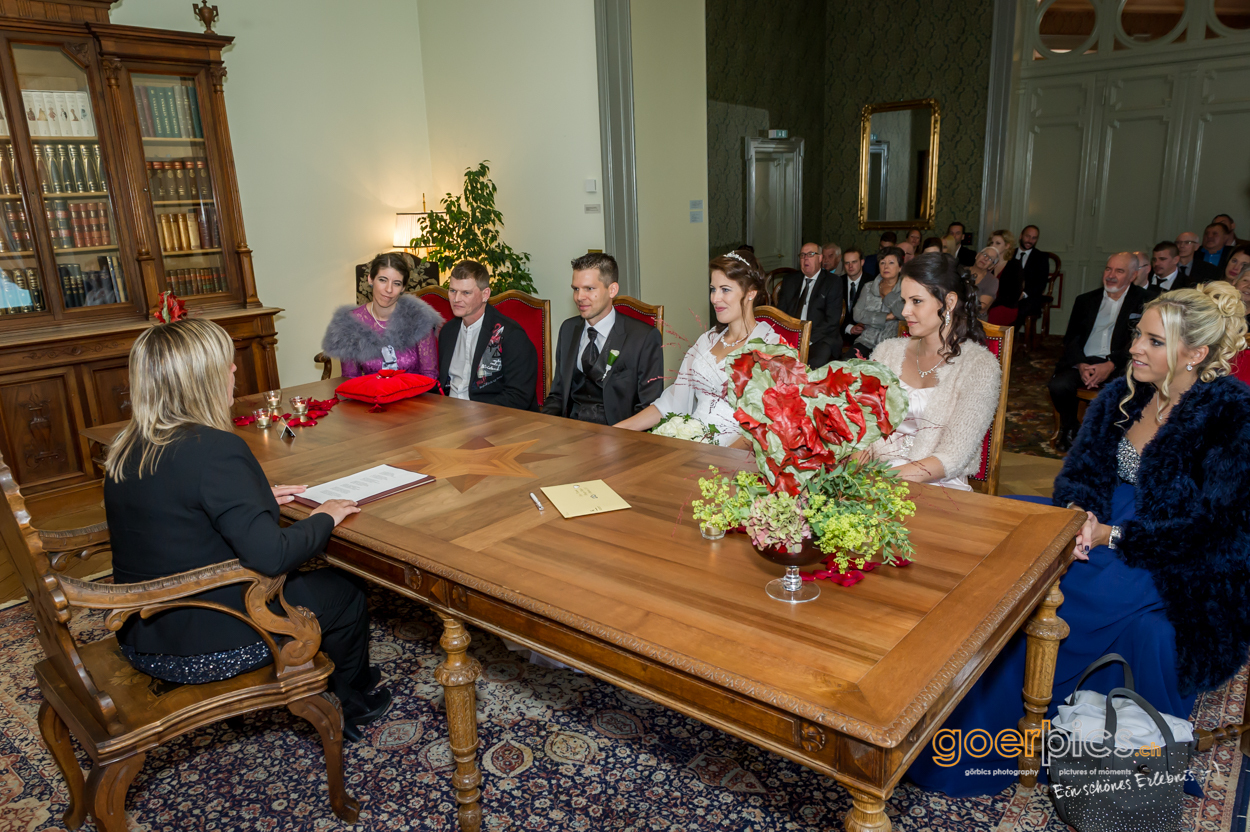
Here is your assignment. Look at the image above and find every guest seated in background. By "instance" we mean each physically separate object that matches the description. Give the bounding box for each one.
[948,221,976,267]
[965,246,1001,316]
[821,242,842,275]
[1014,224,1051,320]
[904,227,922,251]
[841,247,869,358]
[542,252,663,425]
[851,245,905,356]
[940,233,958,257]
[438,259,538,410]
[1231,271,1250,383]
[1223,243,1250,285]
[1175,230,1219,285]
[1132,250,1153,288]
[862,230,896,278]
[863,253,1001,489]
[920,236,944,254]
[897,240,916,264]
[909,282,1250,798]
[1049,252,1146,452]
[321,253,442,379]
[104,320,387,742]
[614,250,779,446]
[987,229,1016,278]
[778,242,843,368]
[1214,212,1246,246]
[1200,221,1235,269]
[1143,240,1194,302]
[986,229,1024,325]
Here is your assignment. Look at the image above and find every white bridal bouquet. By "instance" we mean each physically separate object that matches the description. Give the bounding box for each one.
[650,413,720,444]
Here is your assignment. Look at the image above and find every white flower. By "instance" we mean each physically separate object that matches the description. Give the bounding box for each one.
[650,413,719,444]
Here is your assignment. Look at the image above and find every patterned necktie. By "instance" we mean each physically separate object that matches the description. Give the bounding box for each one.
[582,327,599,375]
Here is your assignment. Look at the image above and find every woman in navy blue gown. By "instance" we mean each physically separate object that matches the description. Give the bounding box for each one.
[908,282,1250,797]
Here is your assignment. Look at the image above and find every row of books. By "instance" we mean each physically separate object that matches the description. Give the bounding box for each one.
[35,142,106,196]
[146,158,213,201]
[60,256,128,308]
[166,268,226,296]
[0,201,114,253]
[134,85,204,140]
[0,268,44,313]
[159,207,221,253]
[17,91,97,138]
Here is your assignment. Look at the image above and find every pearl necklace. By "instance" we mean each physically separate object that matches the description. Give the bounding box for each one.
[366,301,391,326]
[720,329,750,348]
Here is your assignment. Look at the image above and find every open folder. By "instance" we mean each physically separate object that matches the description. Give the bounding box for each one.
[291,464,435,508]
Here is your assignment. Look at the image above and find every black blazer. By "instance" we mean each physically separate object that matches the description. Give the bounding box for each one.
[1180,259,1221,285]
[1143,269,1199,303]
[843,274,869,331]
[542,311,664,424]
[862,253,880,279]
[954,245,977,268]
[437,303,538,411]
[1016,247,1051,301]
[104,425,335,656]
[991,258,1024,310]
[776,269,844,366]
[1198,245,1235,271]
[1057,284,1146,372]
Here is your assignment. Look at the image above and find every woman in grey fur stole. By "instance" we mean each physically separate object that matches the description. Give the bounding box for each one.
[321,253,443,378]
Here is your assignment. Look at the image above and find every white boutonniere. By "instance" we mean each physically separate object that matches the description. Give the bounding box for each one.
[602,349,621,381]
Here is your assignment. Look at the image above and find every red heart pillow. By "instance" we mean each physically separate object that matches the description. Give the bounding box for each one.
[335,370,438,405]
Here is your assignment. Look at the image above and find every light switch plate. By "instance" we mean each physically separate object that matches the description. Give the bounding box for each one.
[584,178,597,193]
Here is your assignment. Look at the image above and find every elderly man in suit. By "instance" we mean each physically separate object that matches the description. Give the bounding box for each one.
[1175,231,1221,285]
[542,252,664,425]
[776,241,843,368]
[1049,252,1146,452]
[438,260,538,411]
[821,243,842,275]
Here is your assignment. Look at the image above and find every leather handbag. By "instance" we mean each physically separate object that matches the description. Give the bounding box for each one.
[1046,653,1194,832]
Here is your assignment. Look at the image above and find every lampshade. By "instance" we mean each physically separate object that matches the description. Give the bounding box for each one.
[393,213,424,248]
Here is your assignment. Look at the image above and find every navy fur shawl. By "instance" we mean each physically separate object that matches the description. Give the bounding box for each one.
[1053,375,1250,696]
[320,293,443,364]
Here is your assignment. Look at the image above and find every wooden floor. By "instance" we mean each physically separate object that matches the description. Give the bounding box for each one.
[0,451,1066,607]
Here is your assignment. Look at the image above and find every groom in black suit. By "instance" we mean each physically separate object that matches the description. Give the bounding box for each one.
[542,252,664,425]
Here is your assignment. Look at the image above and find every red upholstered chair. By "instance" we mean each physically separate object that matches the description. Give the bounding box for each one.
[753,305,812,365]
[970,321,1013,495]
[489,290,552,405]
[414,285,454,323]
[765,267,801,306]
[613,295,663,333]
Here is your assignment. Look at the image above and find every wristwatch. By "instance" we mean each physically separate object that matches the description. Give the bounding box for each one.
[1107,525,1123,550]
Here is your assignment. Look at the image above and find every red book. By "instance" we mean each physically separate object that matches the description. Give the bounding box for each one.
[98,202,112,246]
[68,202,86,248]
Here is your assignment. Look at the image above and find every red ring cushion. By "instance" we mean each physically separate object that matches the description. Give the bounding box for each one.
[335,370,438,404]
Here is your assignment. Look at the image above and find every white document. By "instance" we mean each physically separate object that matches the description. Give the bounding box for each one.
[299,464,428,505]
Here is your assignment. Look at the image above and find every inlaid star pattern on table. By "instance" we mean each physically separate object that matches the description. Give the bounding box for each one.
[393,437,563,493]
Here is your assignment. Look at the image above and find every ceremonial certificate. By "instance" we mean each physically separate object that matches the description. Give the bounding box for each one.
[292,464,434,507]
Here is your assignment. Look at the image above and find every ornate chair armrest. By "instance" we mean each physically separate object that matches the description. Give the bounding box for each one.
[38,521,111,573]
[314,351,332,381]
[56,559,322,675]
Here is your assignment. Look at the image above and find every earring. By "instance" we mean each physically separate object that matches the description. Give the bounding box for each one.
[944,310,951,327]
[1186,362,1194,371]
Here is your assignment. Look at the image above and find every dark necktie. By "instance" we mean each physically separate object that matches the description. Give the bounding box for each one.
[799,278,814,315]
[1180,263,1189,279]
[582,327,599,375]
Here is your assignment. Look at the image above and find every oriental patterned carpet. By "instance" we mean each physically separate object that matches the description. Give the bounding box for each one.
[0,584,1245,832]
[1003,335,1066,460]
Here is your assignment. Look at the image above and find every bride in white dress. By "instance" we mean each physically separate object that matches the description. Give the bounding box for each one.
[615,250,780,447]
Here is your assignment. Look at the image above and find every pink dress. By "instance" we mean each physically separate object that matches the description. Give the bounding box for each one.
[339,304,439,379]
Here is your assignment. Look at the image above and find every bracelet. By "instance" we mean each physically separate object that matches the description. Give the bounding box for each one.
[1107,525,1123,550]
[1066,502,1081,511]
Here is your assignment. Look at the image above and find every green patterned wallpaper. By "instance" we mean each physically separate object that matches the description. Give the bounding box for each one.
[705,0,995,259]
[706,0,826,256]
[822,0,995,252]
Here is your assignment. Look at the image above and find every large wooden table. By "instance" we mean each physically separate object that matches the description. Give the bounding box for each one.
[185,380,1084,830]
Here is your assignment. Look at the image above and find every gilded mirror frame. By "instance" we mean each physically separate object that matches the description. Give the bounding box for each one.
[857,98,940,230]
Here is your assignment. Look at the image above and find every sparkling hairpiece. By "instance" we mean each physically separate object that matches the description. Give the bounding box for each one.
[723,251,749,265]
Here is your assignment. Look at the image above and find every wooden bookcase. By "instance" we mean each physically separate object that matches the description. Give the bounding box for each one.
[0,0,278,498]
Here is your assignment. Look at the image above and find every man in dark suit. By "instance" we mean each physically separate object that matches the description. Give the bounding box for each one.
[862,231,895,279]
[1198,222,1235,270]
[840,247,869,358]
[1049,252,1145,452]
[1214,213,1246,246]
[776,241,844,367]
[1143,241,1196,302]
[438,259,538,411]
[948,221,977,267]
[1014,225,1052,320]
[542,252,664,425]
[1175,231,1220,285]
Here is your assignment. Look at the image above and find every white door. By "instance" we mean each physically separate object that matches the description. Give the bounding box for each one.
[745,137,804,274]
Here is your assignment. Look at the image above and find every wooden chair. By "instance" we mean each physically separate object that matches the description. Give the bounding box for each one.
[764,267,801,306]
[489,289,552,405]
[0,451,358,831]
[613,294,664,333]
[970,321,1014,495]
[753,305,812,365]
[1021,252,1063,351]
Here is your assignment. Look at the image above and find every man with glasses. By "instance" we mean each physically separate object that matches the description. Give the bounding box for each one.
[1175,230,1219,285]
[777,242,843,367]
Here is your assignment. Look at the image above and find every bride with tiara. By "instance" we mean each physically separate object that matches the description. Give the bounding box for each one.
[614,249,780,447]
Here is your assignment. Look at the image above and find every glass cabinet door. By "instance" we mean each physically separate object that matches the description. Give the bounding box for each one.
[11,44,130,311]
[0,84,44,316]
[131,73,226,298]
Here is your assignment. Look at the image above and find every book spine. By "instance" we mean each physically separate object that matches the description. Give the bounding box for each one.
[113,256,127,303]
[163,161,176,202]
[159,213,176,252]
[149,160,163,199]
[78,144,96,193]
[185,210,201,249]
[186,84,204,138]
[41,92,57,137]
[67,145,85,193]
[133,86,150,137]
[57,265,72,307]
[160,88,178,138]
[171,160,186,198]
[175,212,191,251]
[101,202,113,247]
[57,200,72,249]
[91,201,104,247]
[71,264,86,307]
[197,206,211,250]
[0,147,11,195]
[68,202,84,248]
[208,204,220,248]
[174,86,191,138]
[146,89,164,138]
[76,92,94,137]
[0,204,15,252]
[53,144,68,195]
[14,205,29,251]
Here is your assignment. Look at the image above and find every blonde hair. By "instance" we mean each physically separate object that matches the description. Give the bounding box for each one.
[1119,281,1248,424]
[105,319,235,481]
[989,228,1016,262]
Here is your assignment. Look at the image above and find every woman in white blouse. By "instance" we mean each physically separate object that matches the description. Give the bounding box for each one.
[615,250,780,446]
[865,252,1002,489]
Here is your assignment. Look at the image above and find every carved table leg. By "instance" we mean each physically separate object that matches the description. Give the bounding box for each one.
[38,701,86,829]
[844,786,892,832]
[437,612,483,832]
[1017,576,1069,787]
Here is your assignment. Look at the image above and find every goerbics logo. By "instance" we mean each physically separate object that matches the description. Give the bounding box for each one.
[929,722,1164,768]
